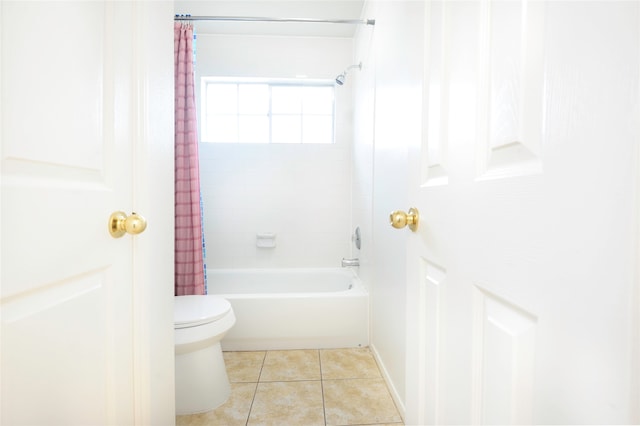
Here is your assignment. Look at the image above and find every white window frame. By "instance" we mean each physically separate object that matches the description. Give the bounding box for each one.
[200,77,336,144]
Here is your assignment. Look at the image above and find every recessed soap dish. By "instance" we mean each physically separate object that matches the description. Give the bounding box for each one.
[256,233,276,248]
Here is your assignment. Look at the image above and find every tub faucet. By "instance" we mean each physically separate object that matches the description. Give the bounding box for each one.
[341,258,360,267]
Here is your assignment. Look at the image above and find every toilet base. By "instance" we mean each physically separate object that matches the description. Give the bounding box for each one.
[175,341,231,415]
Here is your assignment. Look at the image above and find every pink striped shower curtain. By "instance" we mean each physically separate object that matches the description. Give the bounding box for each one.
[174,22,205,296]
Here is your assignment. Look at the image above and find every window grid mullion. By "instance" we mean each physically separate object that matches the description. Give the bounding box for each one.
[269,85,274,144]
[235,84,240,143]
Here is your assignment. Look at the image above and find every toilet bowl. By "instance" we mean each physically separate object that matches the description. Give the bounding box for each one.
[174,295,236,415]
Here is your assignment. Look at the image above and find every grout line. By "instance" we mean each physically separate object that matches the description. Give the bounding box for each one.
[244,351,267,426]
[318,349,327,426]
[256,350,267,383]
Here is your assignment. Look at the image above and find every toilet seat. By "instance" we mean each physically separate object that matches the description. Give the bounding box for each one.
[174,295,232,329]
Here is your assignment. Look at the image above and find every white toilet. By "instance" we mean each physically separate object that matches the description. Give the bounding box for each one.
[174,295,236,415]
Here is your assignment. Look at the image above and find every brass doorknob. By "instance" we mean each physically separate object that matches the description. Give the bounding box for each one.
[109,211,147,238]
[390,207,419,232]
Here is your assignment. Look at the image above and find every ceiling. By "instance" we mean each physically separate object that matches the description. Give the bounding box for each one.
[174,0,367,37]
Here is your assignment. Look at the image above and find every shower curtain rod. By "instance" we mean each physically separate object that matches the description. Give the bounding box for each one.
[174,15,375,26]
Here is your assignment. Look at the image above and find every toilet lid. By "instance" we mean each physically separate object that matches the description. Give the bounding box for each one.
[174,295,232,328]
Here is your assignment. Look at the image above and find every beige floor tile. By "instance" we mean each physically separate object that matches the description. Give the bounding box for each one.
[178,348,404,426]
[320,347,381,380]
[323,378,402,426]
[176,412,205,426]
[176,382,257,426]
[223,351,266,383]
[248,381,325,426]
[260,349,321,382]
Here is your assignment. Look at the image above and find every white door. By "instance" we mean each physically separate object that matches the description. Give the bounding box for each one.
[1,2,174,425]
[406,1,639,424]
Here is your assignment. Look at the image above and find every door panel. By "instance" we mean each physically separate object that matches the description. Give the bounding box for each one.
[477,0,544,179]
[407,1,639,424]
[471,285,536,424]
[418,258,446,423]
[1,2,134,424]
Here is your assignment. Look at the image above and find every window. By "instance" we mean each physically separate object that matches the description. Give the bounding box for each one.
[201,78,335,144]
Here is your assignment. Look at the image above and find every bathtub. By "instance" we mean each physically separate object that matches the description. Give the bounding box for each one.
[206,268,369,351]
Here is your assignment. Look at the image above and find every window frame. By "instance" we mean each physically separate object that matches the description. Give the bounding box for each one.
[200,77,336,145]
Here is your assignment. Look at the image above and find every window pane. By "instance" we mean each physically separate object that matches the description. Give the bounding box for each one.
[239,116,269,143]
[239,84,269,114]
[207,115,237,142]
[303,86,334,114]
[206,84,237,114]
[272,86,302,114]
[272,115,301,144]
[303,115,333,144]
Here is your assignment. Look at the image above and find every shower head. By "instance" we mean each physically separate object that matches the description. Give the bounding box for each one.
[335,62,362,86]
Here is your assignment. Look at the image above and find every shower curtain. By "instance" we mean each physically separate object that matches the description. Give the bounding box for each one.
[174,21,205,296]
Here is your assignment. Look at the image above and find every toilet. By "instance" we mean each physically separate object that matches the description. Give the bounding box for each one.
[174,295,236,415]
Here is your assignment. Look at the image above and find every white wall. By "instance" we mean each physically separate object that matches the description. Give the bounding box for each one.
[195,34,357,268]
[352,0,425,417]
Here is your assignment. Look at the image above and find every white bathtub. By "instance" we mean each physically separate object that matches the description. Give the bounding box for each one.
[206,268,369,351]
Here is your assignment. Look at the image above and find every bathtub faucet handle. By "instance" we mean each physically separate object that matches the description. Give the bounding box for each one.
[341,258,360,267]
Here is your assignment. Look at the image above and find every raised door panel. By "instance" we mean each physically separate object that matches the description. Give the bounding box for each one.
[477,0,545,180]
[471,286,536,424]
[423,0,449,187]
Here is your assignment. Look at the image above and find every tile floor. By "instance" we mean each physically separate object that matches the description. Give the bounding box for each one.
[176,347,404,426]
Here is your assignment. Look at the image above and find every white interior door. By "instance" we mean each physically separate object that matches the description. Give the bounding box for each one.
[0,2,174,424]
[406,1,639,424]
